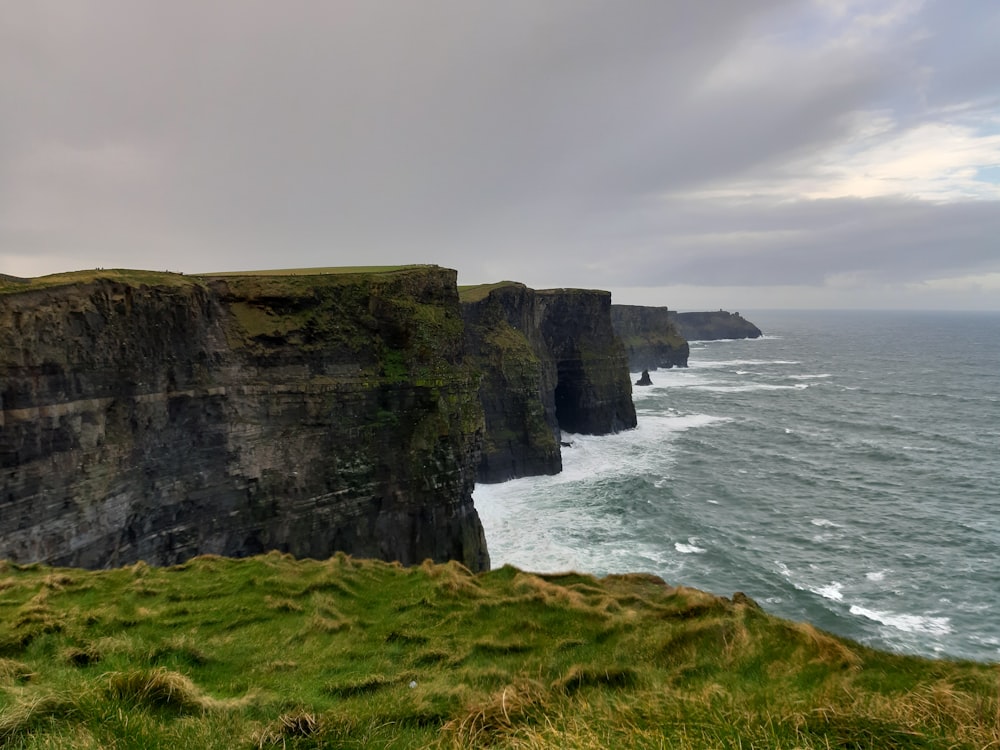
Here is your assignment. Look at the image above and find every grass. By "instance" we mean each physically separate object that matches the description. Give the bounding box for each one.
[0,554,996,748]
[0,266,433,297]
[197,265,428,277]
[0,269,202,296]
[457,281,525,303]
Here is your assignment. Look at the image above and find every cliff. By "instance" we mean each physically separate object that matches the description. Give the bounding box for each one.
[461,283,636,483]
[460,283,561,483]
[610,304,689,371]
[671,310,762,340]
[0,267,489,571]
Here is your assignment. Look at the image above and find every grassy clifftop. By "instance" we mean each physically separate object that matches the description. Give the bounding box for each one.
[1,555,996,749]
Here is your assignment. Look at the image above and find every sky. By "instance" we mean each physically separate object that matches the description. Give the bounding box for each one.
[2,1,999,310]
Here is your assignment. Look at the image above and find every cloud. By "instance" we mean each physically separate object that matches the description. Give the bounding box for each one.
[0,0,997,308]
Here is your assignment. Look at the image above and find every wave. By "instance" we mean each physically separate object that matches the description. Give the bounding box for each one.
[811,518,842,528]
[814,582,844,602]
[689,383,810,393]
[849,605,952,636]
[691,359,801,369]
[675,538,707,554]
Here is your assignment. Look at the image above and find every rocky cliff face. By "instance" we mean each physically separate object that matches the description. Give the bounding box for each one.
[460,283,561,484]
[671,311,762,340]
[537,290,637,436]
[0,267,489,571]
[461,283,636,483]
[610,305,689,371]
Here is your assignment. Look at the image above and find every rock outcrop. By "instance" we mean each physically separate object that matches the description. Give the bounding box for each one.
[0,267,489,571]
[461,283,636,484]
[610,305,689,371]
[671,311,762,340]
[460,283,561,483]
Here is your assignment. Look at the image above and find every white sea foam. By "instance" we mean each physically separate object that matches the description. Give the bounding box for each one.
[789,373,832,380]
[850,605,953,635]
[675,538,707,554]
[694,359,800,369]
[690,383,809,393]
[866,570,889,582]
[811,518,841,528]
[814,582,844,601]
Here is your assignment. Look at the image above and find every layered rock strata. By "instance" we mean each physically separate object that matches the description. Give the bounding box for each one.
[461,283,636,483]
[610,304,690,371]
[0,267,489,571]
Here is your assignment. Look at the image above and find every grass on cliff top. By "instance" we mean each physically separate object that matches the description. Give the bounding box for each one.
[457,281,525,303]
[0,267,435,297]
[198,265,429,277]
[0,269,201,296]
[1,555,997,749]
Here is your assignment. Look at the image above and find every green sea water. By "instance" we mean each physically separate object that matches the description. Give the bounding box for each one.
[475,310,1000,662]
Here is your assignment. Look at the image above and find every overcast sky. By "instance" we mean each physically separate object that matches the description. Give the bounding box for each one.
[2,1,998,309]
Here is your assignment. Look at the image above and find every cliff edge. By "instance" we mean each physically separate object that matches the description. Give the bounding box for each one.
[0,267,489,571]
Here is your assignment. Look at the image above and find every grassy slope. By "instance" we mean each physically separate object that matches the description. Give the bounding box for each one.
[0,555,996,749]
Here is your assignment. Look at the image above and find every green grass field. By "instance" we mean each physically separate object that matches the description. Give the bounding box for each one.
[0,554,996,748]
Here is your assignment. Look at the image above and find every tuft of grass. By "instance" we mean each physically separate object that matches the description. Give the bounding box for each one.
[0,657,34,684]
[441,678,549,746]
[0,693,81,743]
[253,709,320,747]
[103,667,245,714]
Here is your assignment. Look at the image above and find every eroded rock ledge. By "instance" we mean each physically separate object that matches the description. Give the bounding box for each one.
[0,267,489,571]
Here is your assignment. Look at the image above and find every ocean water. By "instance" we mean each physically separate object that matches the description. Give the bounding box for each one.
[474,310,1000,663]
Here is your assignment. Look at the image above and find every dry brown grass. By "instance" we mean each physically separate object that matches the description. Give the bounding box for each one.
[441,678,550,747]
[0,657,34,684]
[0,693,80,742]
[786,621,863,670]
[253,709,320,747]
[103,667,251,713]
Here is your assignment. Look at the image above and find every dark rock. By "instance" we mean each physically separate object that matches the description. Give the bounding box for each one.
[461,283,636,483]
[670,311,762,340]
[635,369,653,386]
[610,305,689,371]
[0,267,489,572]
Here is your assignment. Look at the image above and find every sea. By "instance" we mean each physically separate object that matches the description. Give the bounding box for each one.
[474,310,1000,663]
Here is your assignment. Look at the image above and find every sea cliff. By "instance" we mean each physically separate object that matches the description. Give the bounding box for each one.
[610,304,690,371]
[0,267,488,571]
[671,310,762,340]
[461,283,636,483]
